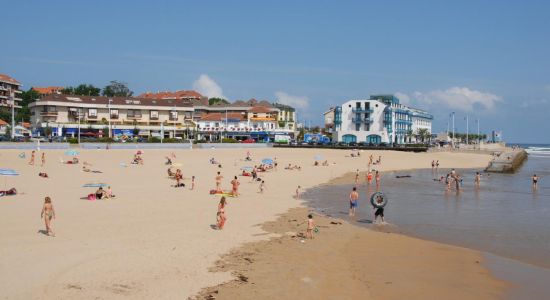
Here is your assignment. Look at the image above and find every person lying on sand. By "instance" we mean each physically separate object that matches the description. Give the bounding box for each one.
[322,160,329,166]
[61,157,80,164]
[95,187,107,200]
[0,188,17,197]
[168,167,175,177]
[209,158,219,165]
[165,156,173,165]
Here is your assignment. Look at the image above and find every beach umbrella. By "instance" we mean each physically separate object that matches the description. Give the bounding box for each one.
[82,183,108,188]
[65,150,79,156]
[241,166,253,171]
[0,169,19,176]
[261,158,274,165]
[0,169,19,190]
[314,155,323,161]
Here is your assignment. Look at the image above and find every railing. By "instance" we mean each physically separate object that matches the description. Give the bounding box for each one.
[110,115,119,119]
[87,115,97,119]
[126,115,142,119]
[352,108,373,113]
[352,117,373,124]
[40,111,58,116]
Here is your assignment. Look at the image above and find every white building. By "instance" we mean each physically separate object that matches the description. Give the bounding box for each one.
[332,94,432,144]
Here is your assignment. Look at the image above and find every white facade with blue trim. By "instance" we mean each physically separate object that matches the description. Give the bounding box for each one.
[333,95,432,144]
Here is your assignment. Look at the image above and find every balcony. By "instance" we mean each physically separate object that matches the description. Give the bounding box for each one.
[352,108,374,113]
[126,115,142,120]
[352,117,373,124]
[110,115,119,120]
[150,116,159,121]
[86,115,97,119]
[40,111,58,116]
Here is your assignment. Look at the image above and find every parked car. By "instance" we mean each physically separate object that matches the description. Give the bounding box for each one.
[348,142,358,147]
[289,139,298,146]
[357,142,367,147]
[242,139,256,143]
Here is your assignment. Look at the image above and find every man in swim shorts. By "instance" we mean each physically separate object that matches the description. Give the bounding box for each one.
[349,187,359,217]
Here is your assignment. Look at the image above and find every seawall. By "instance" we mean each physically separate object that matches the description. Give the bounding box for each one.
[485,149,528,173]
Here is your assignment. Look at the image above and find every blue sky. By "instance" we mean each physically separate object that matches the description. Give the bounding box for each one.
[2,0,549,143]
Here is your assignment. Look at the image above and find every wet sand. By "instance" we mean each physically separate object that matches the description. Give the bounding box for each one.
[195,207,506,300]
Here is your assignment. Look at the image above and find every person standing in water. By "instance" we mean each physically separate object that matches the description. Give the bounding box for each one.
[375,171,381,189]
[355,169,360,185]
[296,186,301,199]
[532,174,539,189]
[40,196,56,237]
[349,187,359,217]
[475,172,482,187]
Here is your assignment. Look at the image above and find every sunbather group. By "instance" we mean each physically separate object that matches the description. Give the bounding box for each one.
[284,164,302,170]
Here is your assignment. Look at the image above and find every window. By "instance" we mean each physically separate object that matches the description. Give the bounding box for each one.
[111,109,119,119]
[150,110,159,119]
[170,110,178,120]
[88,108,97,117]
[127,110,141,118]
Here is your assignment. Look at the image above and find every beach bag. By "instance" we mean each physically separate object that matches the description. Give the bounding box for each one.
[209,189,217,195]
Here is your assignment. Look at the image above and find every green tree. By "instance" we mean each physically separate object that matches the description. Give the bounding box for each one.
[406,129,414,143]
[102,81,133,97]
[208,97,230,105]
[15,89,41,122]
[61,84,101,96]
[417,128,430,143]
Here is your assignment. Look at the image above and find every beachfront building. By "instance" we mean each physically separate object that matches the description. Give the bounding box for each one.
[0,73,22,108]
[332,94,432,144]
[323,107,335,133]
[29,94,195,139]
[29,94,297,141]
[272,103,296,131]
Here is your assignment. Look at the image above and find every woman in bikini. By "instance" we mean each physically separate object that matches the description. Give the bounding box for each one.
[40,196,56,236]
[217,196,227,229]
[41,152,46,167]
[231,176,240,197]
[29,151,35,165]
[215,171,223,192]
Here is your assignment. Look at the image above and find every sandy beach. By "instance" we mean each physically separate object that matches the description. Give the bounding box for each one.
[0,147,501,299]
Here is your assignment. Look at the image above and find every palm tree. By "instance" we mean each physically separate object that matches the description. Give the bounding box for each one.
[417,128,429,143]
[406,130,414,143]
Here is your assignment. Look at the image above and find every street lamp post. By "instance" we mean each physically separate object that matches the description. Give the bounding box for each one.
[8,88,15,140]
[452,112,455,148]
[466,114,469,145]
[173,105,176,138]
[108,99,112,138]
[77,108,81,144]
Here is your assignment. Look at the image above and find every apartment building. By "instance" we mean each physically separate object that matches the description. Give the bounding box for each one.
[0,73,22,108]
[333,94,433,144]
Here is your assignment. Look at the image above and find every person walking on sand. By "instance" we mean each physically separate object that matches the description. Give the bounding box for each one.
[217,196,227,230]
[259,180,266,193]
[349,187,359,217]
[436,160,440,170]
[191,176,195,190]
[41,152,46,167]
[296,186,301,199]
[215,171,223,192]
[532,174,539,189]
[306,214,315,239]
[29,151,35,165]
[40,196,56,237]
[231,176,240,196]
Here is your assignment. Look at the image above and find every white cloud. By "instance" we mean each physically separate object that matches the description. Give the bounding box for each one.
[192,74,226,99]
[274,91,309,109]
[394,92,411,104]
[412,87,501,112]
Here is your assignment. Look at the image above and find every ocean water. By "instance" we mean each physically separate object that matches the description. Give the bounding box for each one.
[303,144,550,269]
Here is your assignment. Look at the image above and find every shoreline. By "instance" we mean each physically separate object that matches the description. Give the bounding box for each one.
[193,206,506,300]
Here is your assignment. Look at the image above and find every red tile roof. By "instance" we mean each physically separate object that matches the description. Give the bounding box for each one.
[0,74,21,85]
[32,86,64,94]
[138,90,203,100]
[0,119,7,126]
[199,112,246,121]
[248,106,273,113]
